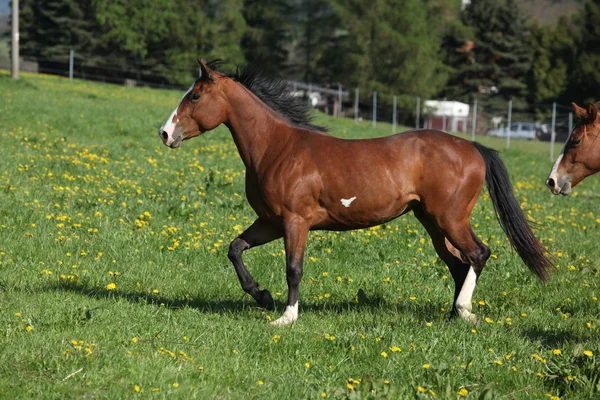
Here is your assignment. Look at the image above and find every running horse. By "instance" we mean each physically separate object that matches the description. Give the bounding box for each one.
[158,60,553,326]
[546,102,600,195]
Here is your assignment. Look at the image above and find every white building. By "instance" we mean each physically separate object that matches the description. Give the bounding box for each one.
[423,100,470,133]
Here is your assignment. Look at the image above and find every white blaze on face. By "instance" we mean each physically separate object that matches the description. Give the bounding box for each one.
[547,130,572,193]
[340,196,357,207]
[159,82,195,146]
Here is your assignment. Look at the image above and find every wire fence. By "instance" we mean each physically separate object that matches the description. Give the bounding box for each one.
[2,50,573,159]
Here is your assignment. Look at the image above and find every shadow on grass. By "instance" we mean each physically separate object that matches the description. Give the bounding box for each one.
[47,280,450,322]
[520,327,584,348]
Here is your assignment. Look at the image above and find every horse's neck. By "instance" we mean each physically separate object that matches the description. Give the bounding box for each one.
[224,82,293,171]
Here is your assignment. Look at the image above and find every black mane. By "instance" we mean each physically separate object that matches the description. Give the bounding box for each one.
[207,60,328,133]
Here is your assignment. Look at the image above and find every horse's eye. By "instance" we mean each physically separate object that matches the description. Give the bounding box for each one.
[190,92,201,101]
[571,138,581,147]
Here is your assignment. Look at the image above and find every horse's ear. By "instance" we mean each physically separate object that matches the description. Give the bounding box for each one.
[572,102,587,119]
[587,102,598,121]
[197,58,213,81]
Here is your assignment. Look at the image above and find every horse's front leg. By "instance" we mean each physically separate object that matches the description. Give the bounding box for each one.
[228,218,282,310]
[270,216,309,326]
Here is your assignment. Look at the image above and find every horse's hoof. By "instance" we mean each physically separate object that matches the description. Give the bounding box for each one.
[269,315,296,326]
[257,289,274,310]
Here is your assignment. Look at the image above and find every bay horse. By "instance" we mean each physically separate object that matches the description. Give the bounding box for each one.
[546,102,600,195]
[158,60,552,326]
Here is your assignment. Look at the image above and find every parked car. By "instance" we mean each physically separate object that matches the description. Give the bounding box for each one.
[486,122,548,140]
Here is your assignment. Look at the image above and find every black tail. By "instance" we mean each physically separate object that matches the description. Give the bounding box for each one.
[472,142,553,282]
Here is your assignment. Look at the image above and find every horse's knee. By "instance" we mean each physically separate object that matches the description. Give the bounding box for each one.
[228,238,248,262]
[471,243,490,274]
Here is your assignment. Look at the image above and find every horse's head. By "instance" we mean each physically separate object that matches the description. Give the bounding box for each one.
[546,102,600,195]
[158,60,228,148]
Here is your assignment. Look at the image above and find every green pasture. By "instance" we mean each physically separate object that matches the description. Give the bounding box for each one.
[0,71,598,399]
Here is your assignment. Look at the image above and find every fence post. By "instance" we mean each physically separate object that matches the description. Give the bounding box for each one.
[506,99,512,150]
[373,91,377,128]
[338,85,343,117]
[442,97,447,131]
[11,0,19,80]
[568,112,573,135]
[471,98,477,141]
[69,50,74,82]
[550,102,557,160]
[415,97,420,129]
[354,88,359,123]
[392,95,397,134]
[307,83,312,108]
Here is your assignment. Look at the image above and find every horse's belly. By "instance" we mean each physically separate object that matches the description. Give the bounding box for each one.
[313,193,418,230]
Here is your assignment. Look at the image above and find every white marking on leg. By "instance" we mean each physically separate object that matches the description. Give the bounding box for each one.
[455,267,478,324]
[270,302,298,326]
[340,196,357,207]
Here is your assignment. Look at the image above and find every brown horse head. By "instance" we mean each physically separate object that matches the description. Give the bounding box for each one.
[158,60,228,148]
[546,102,600,195]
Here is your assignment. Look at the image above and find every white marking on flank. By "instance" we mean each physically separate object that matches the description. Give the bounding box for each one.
[340,196,357,208]
[270,302,298,326]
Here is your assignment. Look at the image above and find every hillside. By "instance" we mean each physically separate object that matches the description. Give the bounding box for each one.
[519,0,583,24]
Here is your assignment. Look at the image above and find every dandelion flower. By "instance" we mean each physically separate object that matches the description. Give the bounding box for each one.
[106,283,116,290]
[583,350,593,357]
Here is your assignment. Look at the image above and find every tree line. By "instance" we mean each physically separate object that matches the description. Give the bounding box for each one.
[15,0,598,121]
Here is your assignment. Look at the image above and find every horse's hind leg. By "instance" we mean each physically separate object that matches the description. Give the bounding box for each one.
[228,218,282,310]
[414,208,490,323]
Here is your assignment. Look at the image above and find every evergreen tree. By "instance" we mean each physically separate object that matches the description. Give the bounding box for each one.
[20,0,101,62]
[444,0,533,116]
[160,0,247,85]
[571,0,600,103]
[241,0,291,76]
[318,0,448,106]
[529,19,573,119]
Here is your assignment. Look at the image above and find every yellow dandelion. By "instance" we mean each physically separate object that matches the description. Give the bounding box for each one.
[106,283,116,290]
[583,350,593,357]
[458,388,469,397]
[418,386,426,393]
[134,385,141,393]
[552,349,561,355]
[26,325,33,332]
[381,351,388,358]
[423,363,430,369]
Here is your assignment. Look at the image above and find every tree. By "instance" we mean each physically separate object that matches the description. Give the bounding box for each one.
[570,0,600,103]
[159,0,247,85]
[443,0,533,116]
[20,0,101,62]
[241,0,292,76]
[529,19,573,119]
[318,0,448,107]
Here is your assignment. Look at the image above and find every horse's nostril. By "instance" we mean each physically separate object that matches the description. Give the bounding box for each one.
[160,130,168,141]
[546,178,555,188]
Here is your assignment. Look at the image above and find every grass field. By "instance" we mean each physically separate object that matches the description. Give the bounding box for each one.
[0,71,599,399]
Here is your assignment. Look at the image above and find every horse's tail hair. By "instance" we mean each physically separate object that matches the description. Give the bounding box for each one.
[472,142,553,282]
